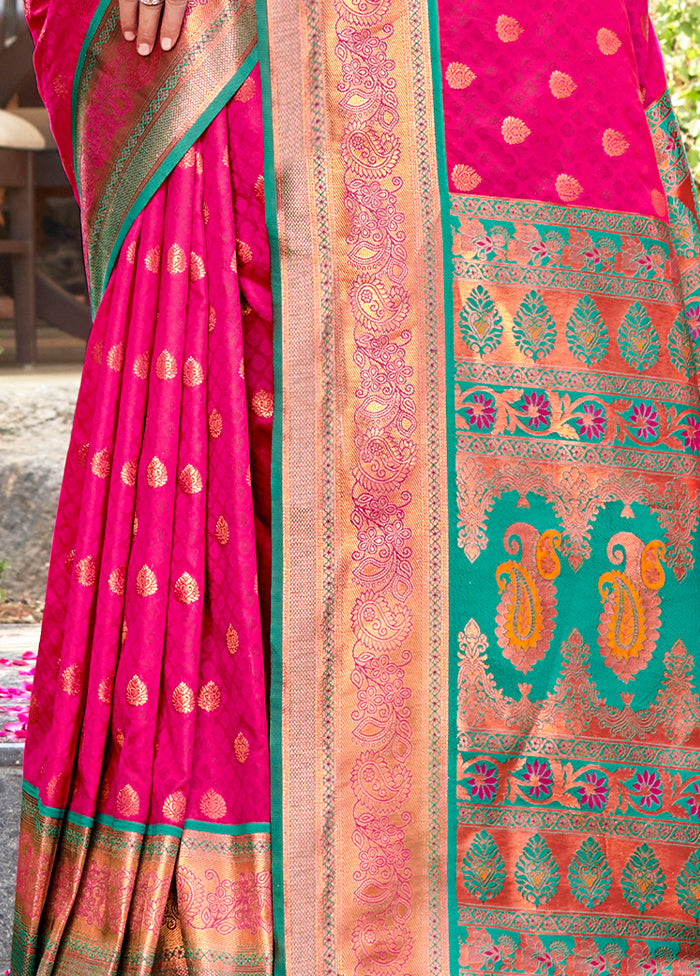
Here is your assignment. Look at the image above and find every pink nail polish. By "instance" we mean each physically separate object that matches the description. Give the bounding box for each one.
[137,43,149,55]
[161,37,173,50]
[124,30,135,40]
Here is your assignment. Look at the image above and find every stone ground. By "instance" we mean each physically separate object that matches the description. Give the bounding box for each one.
[0,321,85,966]
[0,364,81,603]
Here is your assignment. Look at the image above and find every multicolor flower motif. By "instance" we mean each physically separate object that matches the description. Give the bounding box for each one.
[520,392,551,430]
[465,393,496,431]
[577,771,608,810]
[629,402,659,442]
[631,769,663,810]
[522,759,553,800]
[686,784,700,818]
[465,762,498,802]
[576,404,606,441]
[681,414,700,452]
[687,302,700,342]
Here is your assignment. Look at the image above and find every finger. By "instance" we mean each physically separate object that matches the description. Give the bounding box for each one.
[119,0,139,40]
[136,1,164,55]
[159,0,187,50]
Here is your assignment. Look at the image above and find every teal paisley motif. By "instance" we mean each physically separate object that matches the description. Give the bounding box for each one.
[512,290,557,361]
[668,196,700,259]
[514,834,559,906]
[461,830,506,903]
[620,843,666,912]
[617,301,660,371]
[567,837,611,908]
[669,308,699,378]
[676,850,700,919]
[459,284,503,355]
[565,294,608,364]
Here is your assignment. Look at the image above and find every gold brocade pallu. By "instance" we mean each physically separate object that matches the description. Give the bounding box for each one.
[13,0,700,972]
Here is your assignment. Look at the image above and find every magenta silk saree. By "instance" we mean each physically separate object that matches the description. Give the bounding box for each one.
[13,0,700,973]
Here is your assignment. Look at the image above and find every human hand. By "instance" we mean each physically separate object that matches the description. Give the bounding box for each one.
[120,0,187,55]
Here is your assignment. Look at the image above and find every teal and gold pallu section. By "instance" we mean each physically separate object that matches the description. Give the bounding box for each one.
[258,0,700,968]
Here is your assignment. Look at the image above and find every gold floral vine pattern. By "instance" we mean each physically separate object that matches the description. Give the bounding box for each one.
[334,0,416,970]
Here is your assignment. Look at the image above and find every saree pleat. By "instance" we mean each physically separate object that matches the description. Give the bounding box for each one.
[14,81,274,976]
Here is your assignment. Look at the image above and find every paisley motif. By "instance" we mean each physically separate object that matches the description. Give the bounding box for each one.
[350,751,412,815]
[565,294,608,364]
[332,0,392,26]
[341,124,401,180]
[617,301,660,371]
[459,284,503,355]
[350,913,412,976]
[349,278,410,333]
[495,523,561,672]
[597,532,665,682]
[351,594,413,651]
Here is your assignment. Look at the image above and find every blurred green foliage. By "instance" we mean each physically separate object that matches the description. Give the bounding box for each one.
[652,0,700,184]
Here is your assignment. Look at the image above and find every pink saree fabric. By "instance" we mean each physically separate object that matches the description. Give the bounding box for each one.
[16,69,273,966]
[442,1,669,218]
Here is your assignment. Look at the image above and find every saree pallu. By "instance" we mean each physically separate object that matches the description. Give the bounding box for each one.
[13,0,700,974]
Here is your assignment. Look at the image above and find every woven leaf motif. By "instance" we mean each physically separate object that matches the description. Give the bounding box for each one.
[565,295,608,364]
[512,290,557,360]
[669,310,698,378]
[668,197,700,259]
[459,285,503,355]
[461,830,506,902]
[567,837,611,908]
[515,833,559,906]
[676,850,700,919]
[621,843,666,911]
[617,302,659,371]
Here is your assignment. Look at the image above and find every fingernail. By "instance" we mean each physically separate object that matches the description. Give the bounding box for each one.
[137,43,150,55]
[124,30,135,40]
[161,36,172,50]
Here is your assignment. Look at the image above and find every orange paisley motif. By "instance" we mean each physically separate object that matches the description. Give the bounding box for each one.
[597,532,665,682]
[495,523,561,672]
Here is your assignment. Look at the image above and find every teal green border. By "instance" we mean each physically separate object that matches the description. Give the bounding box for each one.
[71,14,258,314]
[70,0,110,205]
[426,0,459,971]
[254,0,286,970]
[23,780,269,837]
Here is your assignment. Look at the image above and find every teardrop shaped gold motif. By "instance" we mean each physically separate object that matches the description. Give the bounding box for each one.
[133,351,151,379]
[126,674,148,707]
[215,516,229,545]
[75,555,97,587]
[106,342,124,372]
[147,457,168,487]
[116,784,140,816]
[121,458,138,486]
[197,681,221,712]
[179,464,203,495]
[208,409,223,438]
[183,357,204,387]
[226,625,239,655]
[163,791,187,822]
[189,253,206,281]
[166,243,187,275]
[136,565,158,597]
[108,564,126,595]
[98,672,114,704]
[199,788,227,820]
[155,350,178,380]
[172,682,195,714]
[234,732,250,764]
[60,663,83,696]
[174,572,200,605]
